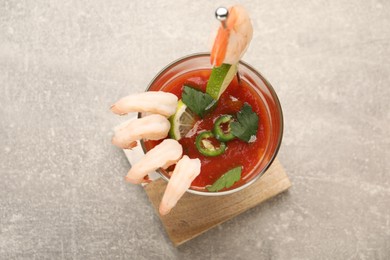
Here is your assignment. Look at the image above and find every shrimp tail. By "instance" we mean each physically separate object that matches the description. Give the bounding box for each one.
[110,104,125,115]
[112,138,137,149]
[210,26,229,67]
[159,156,201,215]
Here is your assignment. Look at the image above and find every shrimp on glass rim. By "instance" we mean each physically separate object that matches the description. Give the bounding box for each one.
[159,155,201,215]
[125,139,183,184]
[112,114,170,149]
[111,91,178,117]
[210,5,253,67]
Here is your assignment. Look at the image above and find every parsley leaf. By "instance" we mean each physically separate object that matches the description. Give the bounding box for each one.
[231,103,259,142]
[182,86,216,118]
[206,166,242,192]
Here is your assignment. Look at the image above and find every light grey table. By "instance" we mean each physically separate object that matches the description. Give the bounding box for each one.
[1,1,389,259]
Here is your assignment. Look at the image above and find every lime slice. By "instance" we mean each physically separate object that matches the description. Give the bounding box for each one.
[169,100,196,140]
[206,63,238,100]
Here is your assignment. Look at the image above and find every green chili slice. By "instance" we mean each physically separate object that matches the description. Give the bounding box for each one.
[213,115,235,142]
[195,131,226,157]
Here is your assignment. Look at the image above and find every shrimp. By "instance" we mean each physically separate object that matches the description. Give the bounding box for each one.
[125,139,183,184]
[159,156,201,215]
[112,114,170,149]
[111,91,178,117]
[210,5,253,67]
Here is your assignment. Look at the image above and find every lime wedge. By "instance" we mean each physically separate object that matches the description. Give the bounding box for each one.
[206,63,238,100]
[169,100,197,140]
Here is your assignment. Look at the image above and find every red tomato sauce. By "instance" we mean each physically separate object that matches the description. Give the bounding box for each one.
[144,69,270,191]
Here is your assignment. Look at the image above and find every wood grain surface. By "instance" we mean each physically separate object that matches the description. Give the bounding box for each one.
[144,158,291,246]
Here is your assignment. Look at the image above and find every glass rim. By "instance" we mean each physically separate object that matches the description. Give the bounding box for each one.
[139,52,284,196]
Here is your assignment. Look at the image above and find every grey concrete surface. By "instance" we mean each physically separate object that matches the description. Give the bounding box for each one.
[1,0,389,259]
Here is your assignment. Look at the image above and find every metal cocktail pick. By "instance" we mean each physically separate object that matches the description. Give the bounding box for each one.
[215,7,229,28]
[215,7,241,83]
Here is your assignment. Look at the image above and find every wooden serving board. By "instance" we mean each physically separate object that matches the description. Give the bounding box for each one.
[144,158,291,246]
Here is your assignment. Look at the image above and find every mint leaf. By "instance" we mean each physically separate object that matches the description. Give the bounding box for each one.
[182,86,216,118]
[231,103,259,142]
[207,166,242,192]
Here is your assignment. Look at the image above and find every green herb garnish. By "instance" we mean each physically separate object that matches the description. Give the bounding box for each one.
[182,86,216,118]
[206,166,242,192]
[231,103,259,142]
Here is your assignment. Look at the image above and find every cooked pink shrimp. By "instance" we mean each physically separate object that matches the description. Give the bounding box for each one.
[125,139,183,184]
[112,114,170,149]
[210,5,253,66]
[159,156,201,215]
[111,91,178,117]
